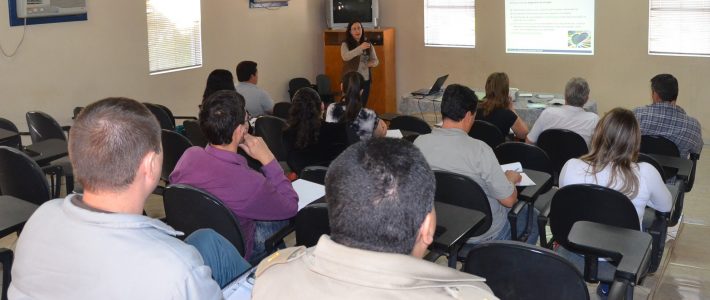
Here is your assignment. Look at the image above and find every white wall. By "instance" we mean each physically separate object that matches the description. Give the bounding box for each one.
[0,0,325,129]
[379,0,710,141]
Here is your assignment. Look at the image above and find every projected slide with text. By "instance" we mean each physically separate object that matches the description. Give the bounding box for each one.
[505,0,595,55]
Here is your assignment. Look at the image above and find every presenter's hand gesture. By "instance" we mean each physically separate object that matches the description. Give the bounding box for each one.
[239,133,276,166]
[359,42,371,50]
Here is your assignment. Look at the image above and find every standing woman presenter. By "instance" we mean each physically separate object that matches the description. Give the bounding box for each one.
[341,21,378,108]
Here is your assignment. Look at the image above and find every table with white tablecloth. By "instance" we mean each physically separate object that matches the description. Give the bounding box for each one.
[398,91,597,127]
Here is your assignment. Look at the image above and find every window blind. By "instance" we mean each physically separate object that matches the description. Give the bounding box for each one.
[649,0,710,57]
[146,0,203,74]
[424,0,476,48]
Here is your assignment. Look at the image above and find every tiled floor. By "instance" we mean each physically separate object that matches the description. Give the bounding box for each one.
[1,146,708,299]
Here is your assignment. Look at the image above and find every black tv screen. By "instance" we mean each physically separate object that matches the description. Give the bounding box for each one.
[333,0,373,24]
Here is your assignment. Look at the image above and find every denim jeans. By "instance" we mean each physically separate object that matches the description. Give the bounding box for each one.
[251,220,290,264]
[185,229,251,288]
[460,204,540,258]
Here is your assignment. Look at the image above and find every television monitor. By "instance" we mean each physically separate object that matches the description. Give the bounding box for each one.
[326,0,379,29]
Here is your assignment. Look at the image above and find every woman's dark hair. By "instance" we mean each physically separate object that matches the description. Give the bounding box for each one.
[345,21,370,56]
[202,69,235,101]
[480,72,510,117]
[288,87,323,149]
[342,71,365,123]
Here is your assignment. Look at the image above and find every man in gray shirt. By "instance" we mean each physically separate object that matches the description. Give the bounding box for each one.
[235,60,274,116]
[414,84,538,250]
[10,98,250,299]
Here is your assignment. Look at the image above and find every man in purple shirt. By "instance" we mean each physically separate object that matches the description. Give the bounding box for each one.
[170,90,298,262]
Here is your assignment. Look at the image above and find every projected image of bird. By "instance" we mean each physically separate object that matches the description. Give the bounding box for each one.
[568,31,591,48]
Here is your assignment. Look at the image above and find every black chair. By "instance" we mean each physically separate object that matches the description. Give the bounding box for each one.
[638,153,667,181]
[163,184,246,256]
[161,130,192,182]
[25,111,67,143]
[299,166,328,185]
[0,118,21,149]
[182,119,208,147]
[536,129,588,183]
[640,135,680,179]
[72,107,84,120]
[254,116,287,161]
[1,248,13,300]
[433,170,501,260]
[469,120,505,149]
[295,202,329,247]
[464,241,591,300]
[288,77,313,100]
[24,111,72,194]
[272,102,292,120]
[0,146,59,205]
[388,115,432,135]
[315,74,334,103]
[548,184,656,282]
[494,142,555,245]
[144,103,175,131]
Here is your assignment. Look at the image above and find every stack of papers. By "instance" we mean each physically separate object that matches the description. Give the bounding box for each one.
[500,162,536,186]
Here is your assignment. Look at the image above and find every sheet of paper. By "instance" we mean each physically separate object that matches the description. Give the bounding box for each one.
[527,103,547,109]
[292,179,326,210]
[386,129,403,139]
[500,162,536,186]
[518,93,533,97]
[536,94,555,99]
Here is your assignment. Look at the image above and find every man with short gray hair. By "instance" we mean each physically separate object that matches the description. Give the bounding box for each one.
[526,77,599,145]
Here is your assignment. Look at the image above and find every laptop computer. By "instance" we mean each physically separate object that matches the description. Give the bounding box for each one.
[412,74,449,96]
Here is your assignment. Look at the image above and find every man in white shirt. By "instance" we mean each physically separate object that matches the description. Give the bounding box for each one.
[10,98,250,299]
[235,60,274,116]
[526,77,599,145]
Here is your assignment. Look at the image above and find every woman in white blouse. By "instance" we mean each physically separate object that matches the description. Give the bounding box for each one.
[559,107,672,228]
[341,21,378,108]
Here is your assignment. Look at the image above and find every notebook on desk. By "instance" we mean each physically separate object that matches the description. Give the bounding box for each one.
[412,74,449,96]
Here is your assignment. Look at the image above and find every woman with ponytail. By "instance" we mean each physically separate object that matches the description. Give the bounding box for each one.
[326,71,387,141]
[283,87,348,173]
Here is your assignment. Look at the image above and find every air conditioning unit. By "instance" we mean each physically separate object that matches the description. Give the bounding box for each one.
[16,0,87,18]
[252,0,289,3]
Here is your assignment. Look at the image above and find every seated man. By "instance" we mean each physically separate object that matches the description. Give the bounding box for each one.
[414,84,538,246]
[526,77,599,145]
[253,138,497,299]
[235,60,274,116]
[633,73,702,158]
[170,90,298,263]
[10,98,249,299]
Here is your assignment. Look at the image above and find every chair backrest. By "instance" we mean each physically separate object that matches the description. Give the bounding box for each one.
[1,248,13,300]
[272,102,292,120]
[469,120,505,149]
[0,146,51,206]
[0,118,21,149]
[637,153,668,181]
[495,142,554,176]
[254,116,287,161]
[288,77,312,100]
[389,115,432,135]
[640,135,680,157]
[156,104,177,127]
[434,170,492,236]
[299,166,328,185]
[549,184,640,248]
[315,74,333,102]
[25,111,66,143]
[182,120,208,147]
[144,103,175,131]
[536,129,588,176]
[164,184,246,255]
[295,202,330,247]
[464,241,590,300]
[161,130,193,182]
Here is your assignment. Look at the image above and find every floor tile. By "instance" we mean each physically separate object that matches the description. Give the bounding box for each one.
[654,264,710,300]
[669,224,710,270]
